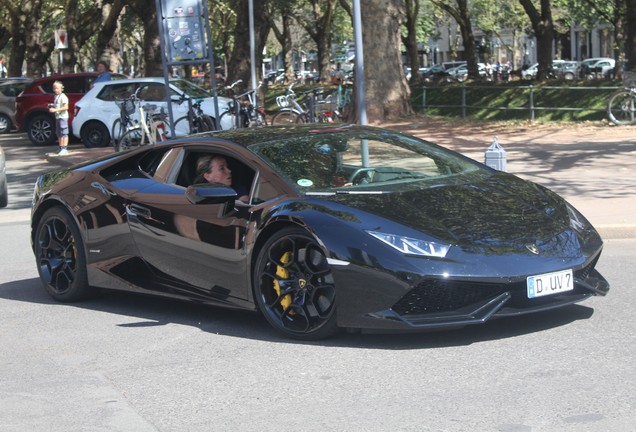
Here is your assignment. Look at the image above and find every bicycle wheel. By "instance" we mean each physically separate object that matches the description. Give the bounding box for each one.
[607,89,636,125]
[117,128,143,152]
[295,113,310,123]
[249,111,268,127]
[200,114,217,131]
[111,119,127,148]
[271,110,300,125]
[219,111,238,130]
[174,115,193,135]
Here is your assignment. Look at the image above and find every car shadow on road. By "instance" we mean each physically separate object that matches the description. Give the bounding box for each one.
[1,277,596,349]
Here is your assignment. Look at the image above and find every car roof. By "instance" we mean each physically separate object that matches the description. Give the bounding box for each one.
[193,124,374,148]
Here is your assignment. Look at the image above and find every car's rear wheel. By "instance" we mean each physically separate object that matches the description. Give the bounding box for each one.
[0,113,11,134]
[0,176,7,208]
[27,114,56,146]
[253,227,339,340]
[34,207,94,302]
[81,121,110,148]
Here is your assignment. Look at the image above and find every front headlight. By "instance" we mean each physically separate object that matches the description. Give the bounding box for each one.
[366,231,450,258]
[566,203,589,233]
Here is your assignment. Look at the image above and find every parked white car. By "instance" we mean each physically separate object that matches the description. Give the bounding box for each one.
[72,77,232,148]
[521,60,570,79]
[578,57,615,79]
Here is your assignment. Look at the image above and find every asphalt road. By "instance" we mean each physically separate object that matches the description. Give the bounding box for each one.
[1,133,635,431]
[1,221,635,431]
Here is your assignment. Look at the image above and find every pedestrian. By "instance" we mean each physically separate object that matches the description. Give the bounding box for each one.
[92,60,111,87]
[48,81,70,156]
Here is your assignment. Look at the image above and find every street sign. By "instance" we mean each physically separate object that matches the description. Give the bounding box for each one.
[55,29,68,49]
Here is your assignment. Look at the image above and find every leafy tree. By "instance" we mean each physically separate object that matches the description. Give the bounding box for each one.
[358,0,412,121]
[626,0,636,70]
[267,0,300,84]
[290,0,339,84]
[431,0,480,79]
[227,0,270,88]
[518,0,556,80]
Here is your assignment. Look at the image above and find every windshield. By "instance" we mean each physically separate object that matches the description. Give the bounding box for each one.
[250,129,491,194]
[170,79,211,98]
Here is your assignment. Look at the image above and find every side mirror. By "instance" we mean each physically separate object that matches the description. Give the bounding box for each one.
[185,183,237,204]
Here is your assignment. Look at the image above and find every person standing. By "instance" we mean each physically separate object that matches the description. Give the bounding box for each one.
[48,81,70,156]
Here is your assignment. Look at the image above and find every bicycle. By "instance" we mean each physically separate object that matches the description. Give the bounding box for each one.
[117,100,169,152]
[218,80,267,129]
[270,84,343,125]
[173,94,216,134]
[608,71,636,125]
[111,94,137,148]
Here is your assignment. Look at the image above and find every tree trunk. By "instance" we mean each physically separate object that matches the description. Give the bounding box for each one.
[138,0,162,76]
[94,0,126,73]
[518,0,555,80]
[358,0,411,122]
[228,0,270,89]
[7,11,26,77]
[403,0,421,84]
[22,0,49,77]
[626,0,636,71]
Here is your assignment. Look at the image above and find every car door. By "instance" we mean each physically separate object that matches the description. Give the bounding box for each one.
[125,145,255,303]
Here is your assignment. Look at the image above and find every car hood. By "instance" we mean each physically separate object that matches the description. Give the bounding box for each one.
[324,172,578,247]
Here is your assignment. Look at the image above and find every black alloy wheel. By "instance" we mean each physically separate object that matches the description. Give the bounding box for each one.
[81,121,110,148]
[35,208,93,301]
[254,227,338,340]
[27,114,56,146]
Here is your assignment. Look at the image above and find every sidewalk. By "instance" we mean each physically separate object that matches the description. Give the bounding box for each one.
[47,118,636,239]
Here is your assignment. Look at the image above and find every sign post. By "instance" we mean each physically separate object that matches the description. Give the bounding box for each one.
[155,0,220,136]
[55,29,68,74]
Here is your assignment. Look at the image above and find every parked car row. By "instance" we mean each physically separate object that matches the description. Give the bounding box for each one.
[521,58,616,80]
[10,73,233,147]
[0,78,32,134]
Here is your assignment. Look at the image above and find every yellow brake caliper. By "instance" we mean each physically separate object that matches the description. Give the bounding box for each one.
[273,251,293,312]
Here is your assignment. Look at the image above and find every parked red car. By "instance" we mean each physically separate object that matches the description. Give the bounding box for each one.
[15,73,105,146]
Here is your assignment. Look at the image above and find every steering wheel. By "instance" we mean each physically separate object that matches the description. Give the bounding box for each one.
[348,167,375,185]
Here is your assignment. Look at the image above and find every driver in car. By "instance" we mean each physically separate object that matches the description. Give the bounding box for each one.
[193,154,249,201]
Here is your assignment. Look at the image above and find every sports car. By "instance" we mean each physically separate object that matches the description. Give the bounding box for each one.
[30,124,609,340]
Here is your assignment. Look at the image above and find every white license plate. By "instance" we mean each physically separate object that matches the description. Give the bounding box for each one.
[527,269,574,298]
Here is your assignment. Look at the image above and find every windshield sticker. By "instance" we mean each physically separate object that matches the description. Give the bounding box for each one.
[297,179,314,187]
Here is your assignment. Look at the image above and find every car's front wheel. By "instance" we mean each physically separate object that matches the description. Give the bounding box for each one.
[27,114,56,146]
[253,227,339,340]
[34,207,94,301]
[81,121,110,148]
[0,113,11,134]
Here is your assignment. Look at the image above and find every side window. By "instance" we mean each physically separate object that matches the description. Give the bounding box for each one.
[252,174,281,204]
[138,83,167,101]
[61,78,87,94]
[175,151,256,200]
[97,83,136,101]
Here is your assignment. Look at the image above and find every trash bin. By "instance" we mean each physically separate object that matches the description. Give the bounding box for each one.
[484,136,507,171]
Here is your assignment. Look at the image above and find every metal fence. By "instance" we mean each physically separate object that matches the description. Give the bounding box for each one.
[415,84,621,121]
